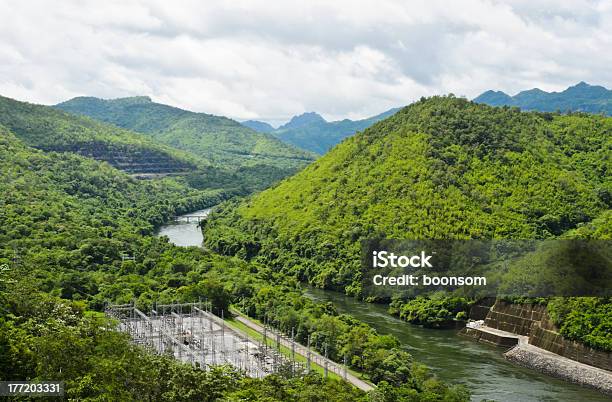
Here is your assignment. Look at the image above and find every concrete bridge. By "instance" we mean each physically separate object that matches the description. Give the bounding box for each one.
[173,208,212,223]
[175,215,207,223]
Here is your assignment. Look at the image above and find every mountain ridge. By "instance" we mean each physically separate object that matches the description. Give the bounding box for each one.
[241,119,275,133]
[204,96,611,292]
[0,94,199,174]
[244,107,401,154]
[56,96,316,165]
[277,112,327,130]
[474,82,612,115]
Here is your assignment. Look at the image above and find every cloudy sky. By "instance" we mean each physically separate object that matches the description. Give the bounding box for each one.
[1,0,611,125]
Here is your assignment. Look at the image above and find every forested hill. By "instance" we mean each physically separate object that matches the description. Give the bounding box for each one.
[0,95,199,174]
[250,108,400,154]
[55,96,316,171]
[204,96,611,290]
[0,116,467,401]
[474,82,612,115]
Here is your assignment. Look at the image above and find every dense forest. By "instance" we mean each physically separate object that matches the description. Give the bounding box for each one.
[0,119,468,400]
[55,96,316,188]
[0,95,200,175]
[202,96,611,350]
[0,94,303,195]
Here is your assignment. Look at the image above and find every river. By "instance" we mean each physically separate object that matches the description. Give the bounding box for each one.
[157,211,608,402]
[156,208,212,247]
[305,287,608,402]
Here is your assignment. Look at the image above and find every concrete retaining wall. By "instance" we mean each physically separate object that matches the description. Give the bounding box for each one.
[484,301,546,336]
[468,297,496,321]
[529,316,612,371]
[461,327,519,348]
[483,300,612,371]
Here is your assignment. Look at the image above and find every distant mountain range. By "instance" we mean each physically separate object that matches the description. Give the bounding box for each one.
[242,108,400,154]
[474,82,612,115]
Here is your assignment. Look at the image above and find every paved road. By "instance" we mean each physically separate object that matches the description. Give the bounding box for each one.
[232,311,374,392]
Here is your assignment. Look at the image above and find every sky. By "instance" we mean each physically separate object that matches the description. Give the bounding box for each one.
[0,0,611,126]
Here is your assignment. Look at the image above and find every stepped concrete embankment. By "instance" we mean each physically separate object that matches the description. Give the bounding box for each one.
[461,300,612,394]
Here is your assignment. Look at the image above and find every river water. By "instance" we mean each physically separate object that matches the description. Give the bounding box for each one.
[156,208,212,247]
[305,287,608,402]
[158,211,608,402]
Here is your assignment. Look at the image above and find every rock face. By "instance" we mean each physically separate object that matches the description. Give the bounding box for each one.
[505,344,612,395]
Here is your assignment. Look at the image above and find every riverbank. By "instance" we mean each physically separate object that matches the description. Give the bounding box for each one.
[305,287,611,402]
[505,343,612,395]
[156,207,212,247]
[461,322,612,395]
[461,300,612,396]
[156,217,611,402]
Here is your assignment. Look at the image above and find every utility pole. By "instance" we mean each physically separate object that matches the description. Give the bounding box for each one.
[324,343,329,380]
[306,335,311,373]
[291,327,296,375]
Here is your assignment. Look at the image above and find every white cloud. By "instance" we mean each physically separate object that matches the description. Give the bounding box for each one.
[0,0,610,125]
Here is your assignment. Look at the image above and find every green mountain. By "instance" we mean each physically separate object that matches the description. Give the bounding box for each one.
[0,118,465,401]
[204,96,610,350]
[55,96,316,171]
[0,94,292,195]
[474,82,612,115]
[277,112,327,130]
[241,119,275,133]
[0,95,199,174]
[267,108,400,154]
[204,96,610,288]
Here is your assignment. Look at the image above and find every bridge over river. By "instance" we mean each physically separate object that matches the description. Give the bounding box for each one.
[157,208,212,247]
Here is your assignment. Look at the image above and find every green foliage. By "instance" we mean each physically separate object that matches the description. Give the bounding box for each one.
[226,372,365,401]
[205,97,610,287]
[55,96,316,185]
[0,267,368,401]
[0,126,466,399]
[547,298,612,351]
[389,295,472,328]
[0,94,301,194]
[227,275,468,399]
[0,95,199,174]
[204,96,611,349]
